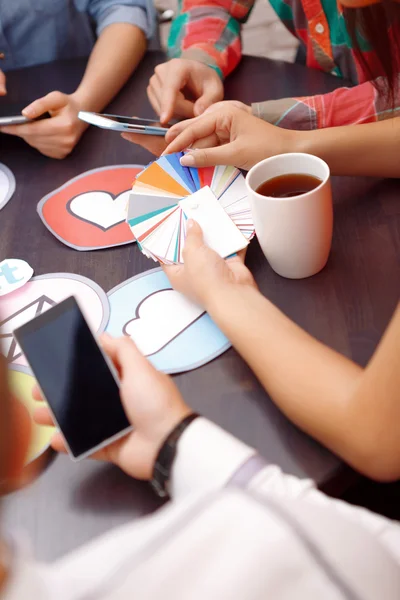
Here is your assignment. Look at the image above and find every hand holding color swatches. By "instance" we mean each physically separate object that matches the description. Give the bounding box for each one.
[126,152,255,265]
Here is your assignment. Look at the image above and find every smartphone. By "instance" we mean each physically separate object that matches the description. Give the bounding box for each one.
[78,111,169,136]
[13,296,132,461]
[0,103,51,126]
[0,115,32,126]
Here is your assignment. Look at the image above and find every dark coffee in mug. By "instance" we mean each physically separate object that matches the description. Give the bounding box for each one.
[256,173,322,198]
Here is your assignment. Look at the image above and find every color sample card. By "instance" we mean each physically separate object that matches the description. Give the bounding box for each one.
[127,152,255,265]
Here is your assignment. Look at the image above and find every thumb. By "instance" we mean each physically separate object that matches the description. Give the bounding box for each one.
[22,91,68,119]
[180,142,240,168]
[184,219,206,255]
[0,70,6,95]
[194,77,222,116]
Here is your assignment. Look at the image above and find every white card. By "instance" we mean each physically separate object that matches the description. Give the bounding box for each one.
[179,186,248,258]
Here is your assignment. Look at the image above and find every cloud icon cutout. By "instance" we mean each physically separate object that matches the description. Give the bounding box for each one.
[123,288,205,356]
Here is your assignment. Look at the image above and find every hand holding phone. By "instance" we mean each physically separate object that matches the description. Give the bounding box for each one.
[19,300,191,477]
[14,297,132,460]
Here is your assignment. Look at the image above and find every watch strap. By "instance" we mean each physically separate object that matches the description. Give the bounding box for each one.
[151,413,200,498]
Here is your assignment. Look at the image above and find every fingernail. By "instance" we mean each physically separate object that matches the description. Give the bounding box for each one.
[187,218,194,230]
[0,84,6,94]
[180,153,195,167]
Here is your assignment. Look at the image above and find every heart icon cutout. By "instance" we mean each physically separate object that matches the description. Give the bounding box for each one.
[68,190,131,231]
[37,165,144,251]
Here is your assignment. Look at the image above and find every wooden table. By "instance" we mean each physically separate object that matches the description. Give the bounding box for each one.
[1,52,399,560]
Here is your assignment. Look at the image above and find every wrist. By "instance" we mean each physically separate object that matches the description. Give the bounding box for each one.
[205,281,257,320]
[151,412,201,497]
[70,89,105,114]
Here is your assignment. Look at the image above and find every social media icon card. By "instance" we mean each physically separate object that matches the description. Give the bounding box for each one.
[0,259,33,296]
[106,268,231,374]
[37,165,143,251]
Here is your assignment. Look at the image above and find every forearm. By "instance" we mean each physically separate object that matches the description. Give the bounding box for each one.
[167,0,249,78]
[253,79,400,133]
[207,285,364,464]
[295,118,400,178]
[73,22,146,111]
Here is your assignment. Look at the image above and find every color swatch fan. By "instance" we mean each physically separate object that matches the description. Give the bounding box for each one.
[126,152,255,264]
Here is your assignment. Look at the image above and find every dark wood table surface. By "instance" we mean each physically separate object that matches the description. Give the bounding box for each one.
[1,51,399,561]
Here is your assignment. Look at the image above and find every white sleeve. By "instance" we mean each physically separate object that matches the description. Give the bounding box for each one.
[171,418,400,564]
[170,417,256,499]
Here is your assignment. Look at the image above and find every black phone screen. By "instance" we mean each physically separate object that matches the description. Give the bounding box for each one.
[14,296,130,459]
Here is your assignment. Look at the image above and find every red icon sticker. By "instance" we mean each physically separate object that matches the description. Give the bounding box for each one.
[37,165,144,251]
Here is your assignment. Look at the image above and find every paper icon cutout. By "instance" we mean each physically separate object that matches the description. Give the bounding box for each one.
[0,259,34,297]
[124,289,204,356]
[128,153,254,265]
[0,163,16,210]
[0,273,109,366]
[106,268,230,374]
[8,364,55,465]
[37,165,143,251]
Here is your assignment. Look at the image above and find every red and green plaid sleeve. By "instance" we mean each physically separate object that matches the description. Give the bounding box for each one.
[252,76,400,129]
[167,0,255,79]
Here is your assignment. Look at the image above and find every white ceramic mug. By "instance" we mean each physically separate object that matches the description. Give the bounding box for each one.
[246,153,333,279]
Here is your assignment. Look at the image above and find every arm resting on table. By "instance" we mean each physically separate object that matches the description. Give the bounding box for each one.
[205,284,400,482]
[253,78,400,131]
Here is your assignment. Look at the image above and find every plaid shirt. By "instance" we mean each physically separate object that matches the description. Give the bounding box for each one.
[167,0,400,129]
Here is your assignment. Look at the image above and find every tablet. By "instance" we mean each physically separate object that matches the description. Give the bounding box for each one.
[78,111,169,136]
[13,296,132,461]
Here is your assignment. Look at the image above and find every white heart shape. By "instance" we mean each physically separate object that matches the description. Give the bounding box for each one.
[0,163,16,210]
[69,190,131,230]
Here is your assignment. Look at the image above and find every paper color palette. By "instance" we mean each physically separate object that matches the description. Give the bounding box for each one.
[127,153,255,265]
[37,165,143,251]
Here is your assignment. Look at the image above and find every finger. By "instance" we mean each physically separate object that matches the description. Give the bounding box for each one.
[164,113,219,154]
[102,336,154,382]
[121,132,167,156]
[191,133,220,150]
[33,405,54,427]
[159,67,188,124]
[183,219,205,254]
[193,76,223,116]
[0,70,6,95]
[165,115,200,144]
[180,142,241,168]
[51,432,68,453]
[22,91,68,119]
[0,118,58,138]
[147,84,161,116]
[32,384,43,401]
